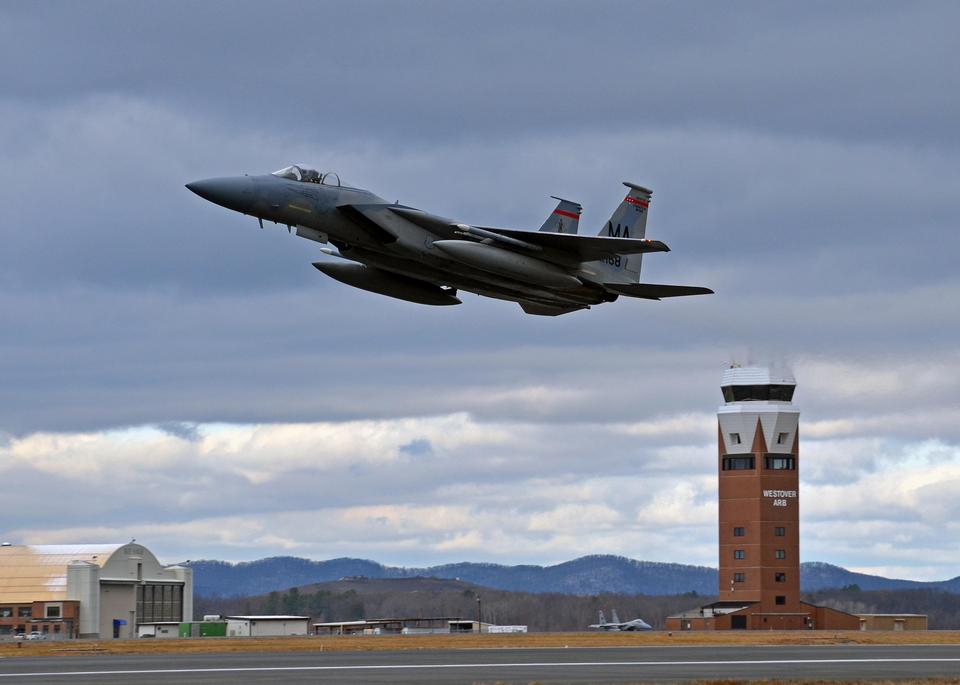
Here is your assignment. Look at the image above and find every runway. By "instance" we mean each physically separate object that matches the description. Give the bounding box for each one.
[1,644,958,684]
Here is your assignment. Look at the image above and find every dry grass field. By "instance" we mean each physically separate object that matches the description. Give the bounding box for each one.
[472,680,960,685]
[1,630,959,658]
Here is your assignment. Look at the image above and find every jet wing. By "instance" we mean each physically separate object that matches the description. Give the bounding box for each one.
[388,206,668,261]
[337,203,434,244]
[604,283,715,300]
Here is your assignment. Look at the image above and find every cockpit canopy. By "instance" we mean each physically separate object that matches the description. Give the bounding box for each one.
[271,164,340,186]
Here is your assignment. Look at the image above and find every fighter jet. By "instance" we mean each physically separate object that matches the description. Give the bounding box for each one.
[186,165,712,316]
[589,609,653,632]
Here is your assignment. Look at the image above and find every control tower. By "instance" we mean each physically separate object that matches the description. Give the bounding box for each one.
[717,366,802,627]
[665,366,862,631]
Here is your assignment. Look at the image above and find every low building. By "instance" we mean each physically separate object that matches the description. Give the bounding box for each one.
[225,615,309,637]
[136,622,180,639]
[857,614,928,631]
[487,625,528,633]
[313,617,491,636]
[666,600,860,631]
[0,600,80,639]
[0,543,192,639]
[136,620,228,639]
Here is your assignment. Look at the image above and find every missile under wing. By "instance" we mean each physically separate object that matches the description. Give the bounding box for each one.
[185,165,712,315]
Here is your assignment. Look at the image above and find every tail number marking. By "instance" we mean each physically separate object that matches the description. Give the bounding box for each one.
[606,222,630,238]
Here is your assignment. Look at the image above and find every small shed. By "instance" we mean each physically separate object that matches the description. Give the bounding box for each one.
[137,622,180,639]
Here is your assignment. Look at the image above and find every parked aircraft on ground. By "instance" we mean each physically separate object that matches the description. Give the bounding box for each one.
[589,609,653,631]
[186,165,712,316]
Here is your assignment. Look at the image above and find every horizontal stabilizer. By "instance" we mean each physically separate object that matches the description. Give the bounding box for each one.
[604,283,714,300]
[486,228,669,260]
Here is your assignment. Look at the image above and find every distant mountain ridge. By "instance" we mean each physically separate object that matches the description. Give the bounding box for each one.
[188,554,960,598]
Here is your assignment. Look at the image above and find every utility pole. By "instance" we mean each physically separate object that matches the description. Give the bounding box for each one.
[476,596,482,631]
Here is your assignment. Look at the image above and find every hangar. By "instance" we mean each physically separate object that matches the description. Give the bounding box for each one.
[0,542,192,639]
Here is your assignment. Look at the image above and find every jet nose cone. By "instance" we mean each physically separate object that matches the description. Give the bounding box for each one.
[185,176,254,213]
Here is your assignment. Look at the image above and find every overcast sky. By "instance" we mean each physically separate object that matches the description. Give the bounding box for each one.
[1,1,958,581]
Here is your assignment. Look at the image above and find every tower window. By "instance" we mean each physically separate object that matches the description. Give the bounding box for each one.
[722,456,755,470]
[777,432,789,445]
[775,595,786,605]
[775,549,786,559]
[722,384,795,402]
[733,527,745,537]
[775,527,785,536]
[729,433,741,445]
[764,455,795,470]
[734,573,745,583]
[734,549,745,560]
[775,573,786,582]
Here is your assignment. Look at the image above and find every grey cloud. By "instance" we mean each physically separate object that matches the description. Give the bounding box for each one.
[1,2,956,147]
[2,282,959,437]
[0,420,711,530]
[156,422,202,442]
[398,438,433,457]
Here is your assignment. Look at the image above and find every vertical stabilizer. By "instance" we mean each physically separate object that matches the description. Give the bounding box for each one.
[598,610,607,624]
[539,196,582,234]
[583,182,652,283]
[598,183,651,240]
[612,609,621,624]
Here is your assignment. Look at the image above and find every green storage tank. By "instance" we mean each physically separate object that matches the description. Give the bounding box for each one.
[177,621,227,638]
[199,622,227,637]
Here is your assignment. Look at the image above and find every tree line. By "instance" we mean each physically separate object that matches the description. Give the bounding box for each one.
[192,579,960,630]
[194,580,709,630]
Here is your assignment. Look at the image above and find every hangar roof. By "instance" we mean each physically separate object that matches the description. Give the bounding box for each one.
[0,544,124,602]
[0,543,171,603]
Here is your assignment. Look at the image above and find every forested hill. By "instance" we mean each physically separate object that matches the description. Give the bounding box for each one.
[187,554,960,598]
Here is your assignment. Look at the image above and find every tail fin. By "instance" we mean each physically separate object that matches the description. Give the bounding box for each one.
[583,182,652,283]
[612,609,621,624]
[599,183,651,240]
[539,196,581,234]
[598,610,607,624]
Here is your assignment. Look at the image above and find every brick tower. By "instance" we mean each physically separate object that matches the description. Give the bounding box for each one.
[665,365,863,631]
[717,365,804,629]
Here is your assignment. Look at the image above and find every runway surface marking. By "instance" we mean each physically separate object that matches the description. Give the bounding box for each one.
[3,657,959,677]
